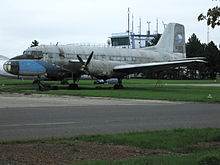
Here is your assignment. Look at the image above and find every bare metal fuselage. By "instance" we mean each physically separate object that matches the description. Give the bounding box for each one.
[25,44,185,79]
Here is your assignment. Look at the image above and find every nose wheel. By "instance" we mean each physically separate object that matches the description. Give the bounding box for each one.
[33,76,52,91]
[33,79,51,91]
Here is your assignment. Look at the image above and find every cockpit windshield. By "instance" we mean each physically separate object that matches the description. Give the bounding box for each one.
[11,51,43,60]
[23,51,43,59]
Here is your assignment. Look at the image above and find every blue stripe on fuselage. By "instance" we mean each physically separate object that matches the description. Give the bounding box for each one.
[18,60,46,75]
[34,60,63,72]
[8,60,65,76]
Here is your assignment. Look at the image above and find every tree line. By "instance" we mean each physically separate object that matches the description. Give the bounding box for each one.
[144,2,220,80]
[143,34,220,80]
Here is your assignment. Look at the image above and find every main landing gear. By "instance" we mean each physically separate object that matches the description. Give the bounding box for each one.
[68,76,79,90]
[113,79,124,89]
[68,83,79,90]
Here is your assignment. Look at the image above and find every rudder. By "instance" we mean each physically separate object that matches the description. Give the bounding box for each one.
[156,23,186,55]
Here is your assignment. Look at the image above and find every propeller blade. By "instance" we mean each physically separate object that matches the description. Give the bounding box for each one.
[57,46,65,58]
[85,51,94,66]
[77,55,84,65]
[76,51,94,76]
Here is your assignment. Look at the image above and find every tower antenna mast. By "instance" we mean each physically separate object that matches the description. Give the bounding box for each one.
[127,8,130,48]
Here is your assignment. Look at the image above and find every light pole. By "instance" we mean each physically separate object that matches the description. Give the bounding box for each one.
[147,21,151,36]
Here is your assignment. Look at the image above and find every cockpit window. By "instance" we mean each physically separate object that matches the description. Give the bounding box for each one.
[11,51,43,60]
[23,51,32,55]
[23,51,43,58]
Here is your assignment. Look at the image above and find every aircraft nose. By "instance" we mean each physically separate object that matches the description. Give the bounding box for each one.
[3,61,19,75]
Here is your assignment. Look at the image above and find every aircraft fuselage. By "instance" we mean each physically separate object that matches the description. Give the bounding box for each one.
[16,44,184,79]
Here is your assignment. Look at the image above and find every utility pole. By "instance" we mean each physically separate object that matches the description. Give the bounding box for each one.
[127,8,130,48]
[131,14,135,49]
[207,26,210,44]
[139,17,142,48]
[156,18,159,34]
[147,21,151,36]
[132,14,134,34]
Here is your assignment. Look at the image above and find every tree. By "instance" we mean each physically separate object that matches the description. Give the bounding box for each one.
[186,33,205,57]
[31,40,39,47]
[149,34,161,46]
[198,6,220,28]
[204,41,220,78]
[186,34,207,79]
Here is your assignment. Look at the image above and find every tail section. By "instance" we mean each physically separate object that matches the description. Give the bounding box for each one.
[156,23,186,56]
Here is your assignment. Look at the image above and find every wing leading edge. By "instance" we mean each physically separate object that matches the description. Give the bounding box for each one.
[113,59,207,74]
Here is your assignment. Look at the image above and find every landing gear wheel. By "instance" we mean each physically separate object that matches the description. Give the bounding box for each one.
[113,84,124,89]
[32,79,40,84]
[61,80,69,85]
[38,82,51,91]
[69,84,79,90]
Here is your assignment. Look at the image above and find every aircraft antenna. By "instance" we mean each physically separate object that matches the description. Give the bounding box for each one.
[162,21,166,30]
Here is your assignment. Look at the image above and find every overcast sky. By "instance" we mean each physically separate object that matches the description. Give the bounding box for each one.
[0,0,219,58]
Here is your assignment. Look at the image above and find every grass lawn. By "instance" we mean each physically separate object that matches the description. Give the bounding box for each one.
[72,128,220,165]
[1,128,220,165]
[0,78,220,103]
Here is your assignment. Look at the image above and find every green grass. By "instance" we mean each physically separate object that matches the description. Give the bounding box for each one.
[71,128,220,152]
[1,128,220,165]
[125,79,220,84]
[71,128,220,165]
[73,152,220,165]
[1,78,220,102]
[1,128,219,152]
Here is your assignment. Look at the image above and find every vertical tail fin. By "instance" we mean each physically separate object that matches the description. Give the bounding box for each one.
[156,23,186,56]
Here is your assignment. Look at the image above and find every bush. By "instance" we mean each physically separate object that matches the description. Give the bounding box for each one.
[198,156,220,165]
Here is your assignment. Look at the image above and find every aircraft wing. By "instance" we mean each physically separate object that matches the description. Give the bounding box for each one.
[113,59,207,74]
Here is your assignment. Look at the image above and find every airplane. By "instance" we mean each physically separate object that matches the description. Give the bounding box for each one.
[3,23,206,89]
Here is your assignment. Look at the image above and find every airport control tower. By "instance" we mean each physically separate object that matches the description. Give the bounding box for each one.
[109,8,161,49]
[110,32,158,49]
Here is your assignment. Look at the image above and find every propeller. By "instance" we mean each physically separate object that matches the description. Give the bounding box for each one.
[77,51,94,74]
[56,44,65,58]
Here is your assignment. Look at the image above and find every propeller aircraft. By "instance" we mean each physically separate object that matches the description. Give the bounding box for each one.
[3,23,206,90]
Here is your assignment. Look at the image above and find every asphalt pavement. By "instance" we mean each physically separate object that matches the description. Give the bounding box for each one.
[0,93,219,140]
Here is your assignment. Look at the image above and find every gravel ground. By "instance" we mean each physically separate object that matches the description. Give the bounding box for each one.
[0,141,180,165]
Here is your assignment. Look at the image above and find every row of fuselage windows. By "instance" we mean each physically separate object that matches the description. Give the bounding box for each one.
[65,54,141,62]
[23,51,145,63]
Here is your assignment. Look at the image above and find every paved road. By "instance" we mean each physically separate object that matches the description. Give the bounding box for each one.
[0,94,220,140]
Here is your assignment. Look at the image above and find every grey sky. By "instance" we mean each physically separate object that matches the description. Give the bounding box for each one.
[0,0,219,58]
